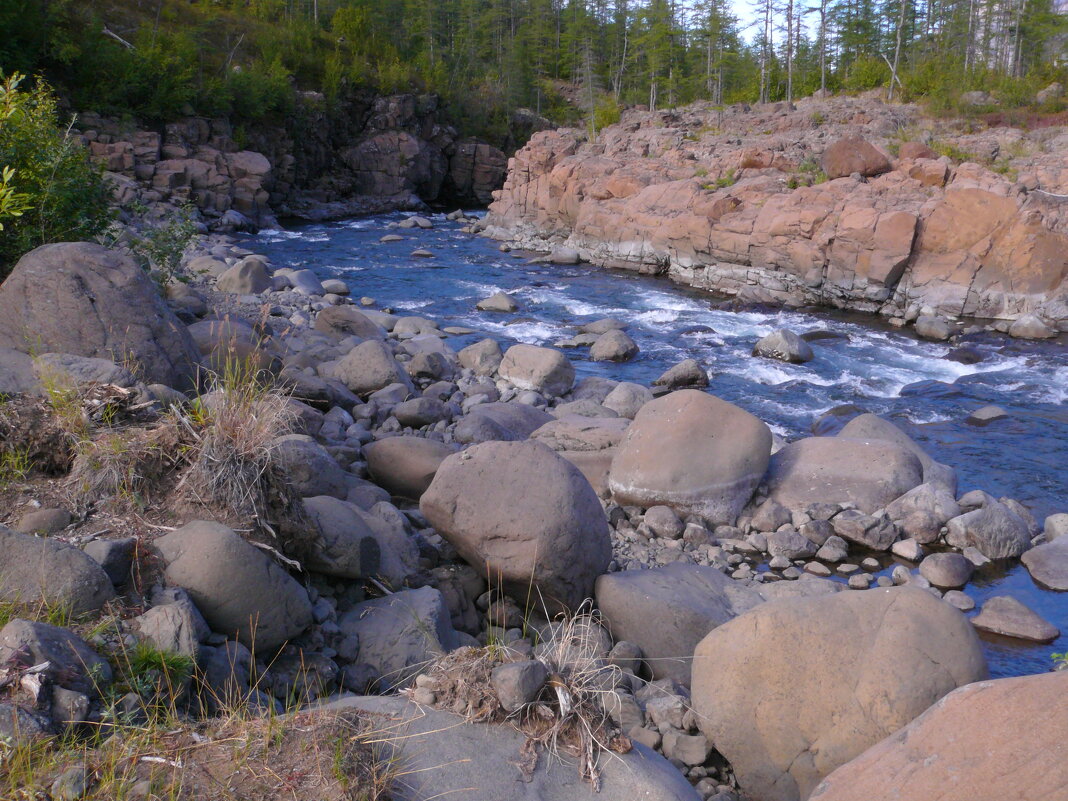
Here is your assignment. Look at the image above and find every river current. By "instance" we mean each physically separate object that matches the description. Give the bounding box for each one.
[247,211,1068,679]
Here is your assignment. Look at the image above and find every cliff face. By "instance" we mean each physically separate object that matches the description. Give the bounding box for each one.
[79,92,507,230]
[484,97,1068,329]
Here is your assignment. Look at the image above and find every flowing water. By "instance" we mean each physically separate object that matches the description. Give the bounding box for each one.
[247,211,1068,679]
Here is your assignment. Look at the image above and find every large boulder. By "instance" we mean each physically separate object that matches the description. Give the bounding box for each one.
[314,306,386,340]
[809,672,1068,801]
[322,695,701,801]
[590,329,639,362]
[838,413,956,493]
[692,586,987,801]
[0,526,115,615]
[609,390,771,525]
[498,344,575,397]
[333,340,413,397]
[216,260,271,294]
[420,440,611,613]
[453,402,553,444]
[271,434,351,498]
[0,243,201,389]
[821,137,891,180]
[364,436,457,500]
[458,339,503,375]
[765,437,923,514]
[302,496,381,579]
[155,521,313,651]
[337,587,458,690]
[595,564,763,686]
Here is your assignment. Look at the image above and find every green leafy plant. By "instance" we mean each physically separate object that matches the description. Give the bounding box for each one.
[0,73,114,276]
[127,201,199,286]
[1053,652,1068,670]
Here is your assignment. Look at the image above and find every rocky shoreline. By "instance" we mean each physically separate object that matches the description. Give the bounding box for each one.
[0,215,1066,800]
[481,95,1068,340]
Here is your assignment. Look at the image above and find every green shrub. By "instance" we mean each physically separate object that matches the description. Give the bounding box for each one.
[843,56,890,93]
[128,202,199,286]
[593,97,622,131]
[0,74,114,276]
[226,59,294,121]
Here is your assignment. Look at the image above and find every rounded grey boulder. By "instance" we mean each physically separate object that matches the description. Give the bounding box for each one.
[364,436,457,500]
[608,390,771,525]
[154,521,313,651]
[420,440,611,613]
[752,329,814,363]
[0,526,115,616]
[498,344,575,397]
[765,437,923,514]
[0,243,201,390]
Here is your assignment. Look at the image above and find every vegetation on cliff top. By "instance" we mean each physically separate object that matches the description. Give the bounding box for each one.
[2,0,1068,144]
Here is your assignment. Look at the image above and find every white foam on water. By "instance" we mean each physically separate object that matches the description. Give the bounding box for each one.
[393,299,434,310]
[258,228,304,242]
[634,309,682,325]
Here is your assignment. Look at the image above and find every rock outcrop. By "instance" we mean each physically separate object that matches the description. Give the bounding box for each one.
[810,672,1068,801]
[692,586,987,801]
[484,97,1068,331]
[79,92,507,229]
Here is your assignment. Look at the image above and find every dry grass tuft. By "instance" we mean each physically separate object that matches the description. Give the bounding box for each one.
[412,604,631,790]
[174,357,309,557]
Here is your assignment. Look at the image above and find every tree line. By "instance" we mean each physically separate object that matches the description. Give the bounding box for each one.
[1,0,1065,142]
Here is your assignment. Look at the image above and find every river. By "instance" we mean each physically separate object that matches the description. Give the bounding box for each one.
[246,211,1068,679]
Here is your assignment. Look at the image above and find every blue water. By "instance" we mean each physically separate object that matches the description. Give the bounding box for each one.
[247,211,1068,678]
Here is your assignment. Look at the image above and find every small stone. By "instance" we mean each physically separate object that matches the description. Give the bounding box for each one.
[645,506,685,539]
[847,573,872,590]
[815,535,849,562]
[411,687,437,706]
[919,552,974,589]
[891,538,925,562]
[50,764,90,801]
[837,563,859,575]
[860,557,881,571]
[490,659,549,712]
[628,725,661,750]
[891,565,911,585]
[942,590,975,612]
[804,561,832,577]
[972,596,1059,643]
[662,727,711,766]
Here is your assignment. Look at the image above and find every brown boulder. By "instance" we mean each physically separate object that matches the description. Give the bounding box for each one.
[810,672,1068,801]
[821,137,891,180]
[897,141,938,160]
[693,586,987,801]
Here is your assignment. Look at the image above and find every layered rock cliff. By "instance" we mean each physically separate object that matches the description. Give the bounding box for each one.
[484,96,1068,331]
[79,92,507,230]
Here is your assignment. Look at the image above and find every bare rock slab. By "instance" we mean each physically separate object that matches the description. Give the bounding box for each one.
[810,672,1068,801]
